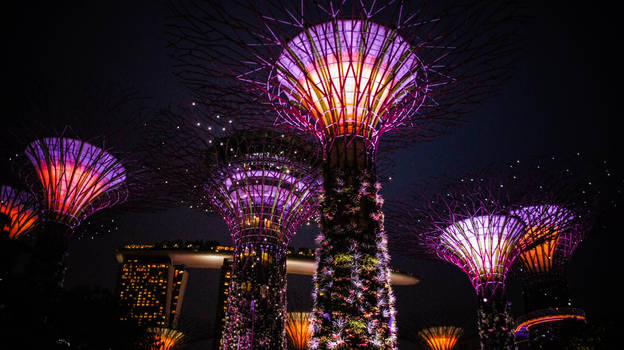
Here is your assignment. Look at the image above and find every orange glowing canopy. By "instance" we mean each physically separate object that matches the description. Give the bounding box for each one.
[518,229,560,274]
[512,205,575,274]
[418,326,463,350]
[286,312,312,350]
[0,186,39,239]
[24,138,127,226]
[277,20,425,142]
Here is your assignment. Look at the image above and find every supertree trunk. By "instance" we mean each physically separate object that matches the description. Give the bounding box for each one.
[477,289,515,350]
[221,235,287,350]
[311,138,396,349]
[29,222,71,288]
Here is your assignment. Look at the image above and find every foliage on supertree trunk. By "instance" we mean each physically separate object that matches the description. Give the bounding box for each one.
[311,158,396,349]
[477,293,515,350]
[220,237,288,350]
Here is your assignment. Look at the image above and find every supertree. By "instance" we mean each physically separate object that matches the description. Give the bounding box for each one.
[390,156,616,349]
[149,112,322,350]
[0,185,39,240]
[389,173,533,350]
[418,326,463,350]
[2,84,162,288]
[21,136,127,286]
[505,156,613,348]
[146,327,186,350]
[167,1,520,347]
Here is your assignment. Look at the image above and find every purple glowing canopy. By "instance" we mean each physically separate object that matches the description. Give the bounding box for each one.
[203,132,322,243]
[438,215,525,293]
[24,137,127,227]
[511,205,574,234]
[275,20,426,143]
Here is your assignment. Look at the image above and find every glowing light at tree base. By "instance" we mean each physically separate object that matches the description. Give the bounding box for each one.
[286,312,313,350]
[418,326,463,350]
[147,327,185,350]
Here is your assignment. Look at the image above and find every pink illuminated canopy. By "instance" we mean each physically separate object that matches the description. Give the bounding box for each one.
[440,215,525,293]
[25,138,127,226]
[276,20,426,143]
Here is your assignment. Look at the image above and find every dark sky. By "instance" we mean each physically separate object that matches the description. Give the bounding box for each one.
[3,1,621,349]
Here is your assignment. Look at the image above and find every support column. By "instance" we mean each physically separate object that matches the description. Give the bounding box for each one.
[311,138,396,349]
[29,221,71,289]
[477,288,515,350]
[220,235,287,349]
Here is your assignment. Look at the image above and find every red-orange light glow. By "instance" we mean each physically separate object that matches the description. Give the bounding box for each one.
[38,163,107,220]
[0,206,37,239]
[1,186,39,239]
[419,326,463,350]
[514,313,586,335]
[25,138,126,226]
[286,312,312,350]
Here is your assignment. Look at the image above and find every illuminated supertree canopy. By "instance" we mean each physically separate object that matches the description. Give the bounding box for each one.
[286,312,313,350]
[274,19,425,143]
[390,156,617,350]
[147,327,185,350]
[16,136,130,288]
[167,2,520,348]
[389,174,531,350]
[0,185,39,239]
[24,137,127,227]
[202,132,322,245]
[205,131,321,350]
[438,214,525,294]
[168,0,520,151]
[149,113,322,350]
[501,156,616,348]
[418,326,463,350]
[513,205,581,278]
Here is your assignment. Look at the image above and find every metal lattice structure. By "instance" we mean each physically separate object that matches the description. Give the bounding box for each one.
[23,137,127,228]
[418,326,463,350]
[202,132,322,245]
[504,156,615,347]
[513,205,582,278]
[438,214,525,294]
[16,137,129,287]
[390,156,616,349]
[205,131,321,350]
[149,112,322,350]
[0,185,39,239]
[168,0,520,152]
[390,173,530,350]
[167,1,521,348]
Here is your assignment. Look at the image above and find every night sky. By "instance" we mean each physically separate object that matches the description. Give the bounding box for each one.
[3,1,621,349]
